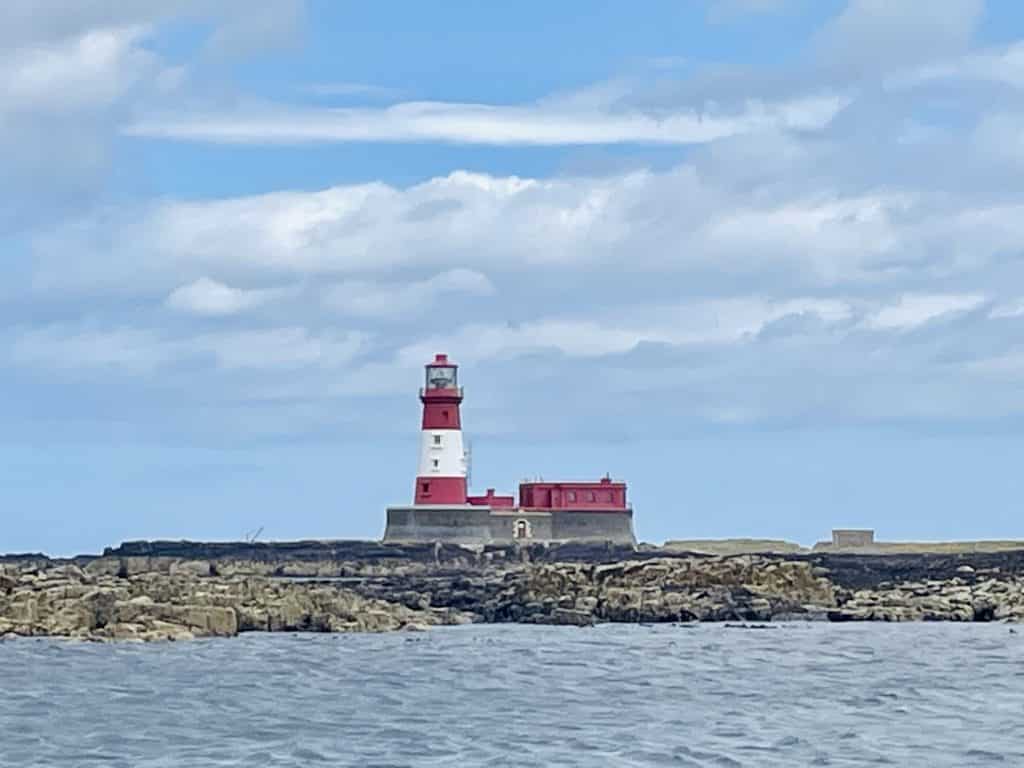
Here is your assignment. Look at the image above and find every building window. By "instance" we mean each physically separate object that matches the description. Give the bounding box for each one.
[587,491,596,502]
[433,434,442,445]
[442,410,450,423]
[566,491,576,502]
[421,482,430,493]
[432,459,439,468]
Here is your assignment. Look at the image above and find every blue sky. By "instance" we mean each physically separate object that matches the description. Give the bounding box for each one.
[4,0,1024,555]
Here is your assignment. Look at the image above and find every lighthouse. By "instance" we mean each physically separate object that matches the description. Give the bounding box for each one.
[414,354,468,505]
[383,352,636,545]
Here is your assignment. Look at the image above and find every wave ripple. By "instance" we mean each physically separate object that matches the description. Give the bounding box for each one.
[2,624,1023,767]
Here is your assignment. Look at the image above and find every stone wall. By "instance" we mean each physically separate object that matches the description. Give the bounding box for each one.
[550,510,636,545]
[382,506,636,545]
[831,529,875,548]
[489,511,554,541]
[383,507,493,544]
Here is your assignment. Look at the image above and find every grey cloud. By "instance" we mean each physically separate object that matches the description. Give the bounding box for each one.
[0,2,307,234]
[403,198,465,222]
[8,324,368,374]
[814,0,985,79]
[321,269,495,318]
[756,311,838,340]
[0,27,161,233]
[0,0,305,52]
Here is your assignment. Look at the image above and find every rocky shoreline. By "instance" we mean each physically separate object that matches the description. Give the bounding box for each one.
[4,541,1024,641]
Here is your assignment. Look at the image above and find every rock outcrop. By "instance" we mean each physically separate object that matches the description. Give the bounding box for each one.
[4,547,1024,642]
[0,562,469,642]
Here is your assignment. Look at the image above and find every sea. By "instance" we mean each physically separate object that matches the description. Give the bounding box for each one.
[1,623,1022,767]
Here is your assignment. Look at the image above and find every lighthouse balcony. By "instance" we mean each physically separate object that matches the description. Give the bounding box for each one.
[419,387,463,399]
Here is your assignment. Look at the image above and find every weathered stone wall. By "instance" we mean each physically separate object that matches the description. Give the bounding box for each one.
[832,529,875,547]
[550,510,636,545]
[382,507,493,544]
[381,508,635,545]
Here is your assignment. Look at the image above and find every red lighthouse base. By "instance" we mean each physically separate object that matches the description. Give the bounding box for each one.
[414,476,468,505]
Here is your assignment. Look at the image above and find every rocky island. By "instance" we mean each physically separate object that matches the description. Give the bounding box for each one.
[4,540,1024,641]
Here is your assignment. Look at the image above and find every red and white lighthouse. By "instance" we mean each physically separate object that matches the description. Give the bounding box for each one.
[414,354,468,505]
[384,352,635,544]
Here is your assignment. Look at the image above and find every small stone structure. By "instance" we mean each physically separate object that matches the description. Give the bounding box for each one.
[831,529,876,548]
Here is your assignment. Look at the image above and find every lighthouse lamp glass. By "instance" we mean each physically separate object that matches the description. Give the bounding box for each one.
[426,366,457,389]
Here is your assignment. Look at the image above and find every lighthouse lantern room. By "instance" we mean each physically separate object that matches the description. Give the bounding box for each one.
[414,354,468,505]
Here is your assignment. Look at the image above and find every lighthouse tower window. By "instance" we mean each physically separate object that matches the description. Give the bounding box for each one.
[433,434,442,445]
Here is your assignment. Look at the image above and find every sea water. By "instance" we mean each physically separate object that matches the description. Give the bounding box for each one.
[1,623,1023,767]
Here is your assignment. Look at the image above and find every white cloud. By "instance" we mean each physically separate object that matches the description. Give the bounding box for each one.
[888,42,1024,90]
[33,168,973,295]
[862,293,987,330]
[9,0,1024,439]
[0,1,308,233]
[398,321,652,365]
[700,193,914,282]
[166,277,281,316]
[397,298,855,365]
[323,269,494,318]
[122,92,848,146]
[0,26,156,114]
[990,299,1024,320]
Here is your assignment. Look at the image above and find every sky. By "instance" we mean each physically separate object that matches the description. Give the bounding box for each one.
[4,0,1024,555]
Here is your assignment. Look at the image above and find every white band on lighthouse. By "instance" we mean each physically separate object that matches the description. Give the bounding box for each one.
[417,429,467,477]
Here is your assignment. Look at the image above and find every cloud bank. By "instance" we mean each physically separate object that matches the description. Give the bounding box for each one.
[5,0,1024,442]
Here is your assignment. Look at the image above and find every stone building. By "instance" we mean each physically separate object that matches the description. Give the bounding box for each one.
[831,529,876,548]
